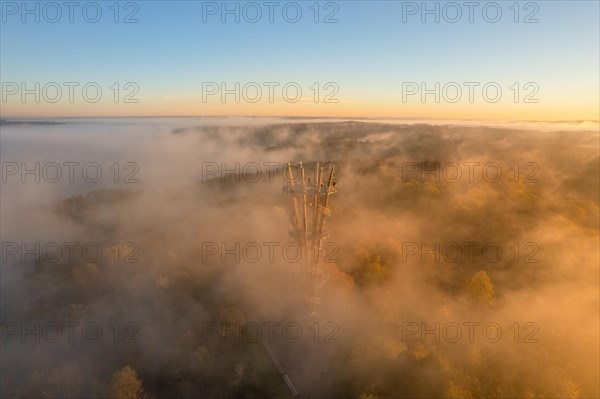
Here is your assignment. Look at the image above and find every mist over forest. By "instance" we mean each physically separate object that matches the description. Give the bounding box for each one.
[1,119,598,398]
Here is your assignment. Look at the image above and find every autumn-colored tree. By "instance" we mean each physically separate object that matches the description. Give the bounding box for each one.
[465,271,495,305]
[351,252,390,287]
[446,379,475,399]
[109,366,148,399]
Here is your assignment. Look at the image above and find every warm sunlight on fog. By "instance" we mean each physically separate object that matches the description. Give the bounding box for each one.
[1,119,598,398]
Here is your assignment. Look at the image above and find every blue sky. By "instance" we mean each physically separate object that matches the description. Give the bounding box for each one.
[1,1,599,119]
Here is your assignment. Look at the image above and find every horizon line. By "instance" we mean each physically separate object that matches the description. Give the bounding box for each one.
[1,115,599,124]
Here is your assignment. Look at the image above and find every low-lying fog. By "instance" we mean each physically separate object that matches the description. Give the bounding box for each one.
[1,117,598,398]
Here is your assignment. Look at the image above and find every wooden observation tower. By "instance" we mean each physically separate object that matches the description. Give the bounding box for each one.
[283,161,337,317]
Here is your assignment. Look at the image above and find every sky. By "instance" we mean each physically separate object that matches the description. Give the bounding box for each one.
[1,0,599,120]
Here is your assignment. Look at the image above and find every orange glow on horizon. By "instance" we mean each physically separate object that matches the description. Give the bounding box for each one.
[1,97,598,122]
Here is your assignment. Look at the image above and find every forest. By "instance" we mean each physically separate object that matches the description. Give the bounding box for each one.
[1,121,598,398]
